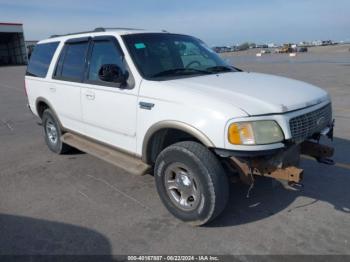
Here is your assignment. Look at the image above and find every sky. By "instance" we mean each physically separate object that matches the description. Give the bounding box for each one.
[0,0,349,46]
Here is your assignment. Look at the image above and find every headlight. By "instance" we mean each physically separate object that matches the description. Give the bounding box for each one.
[228,120,284,145]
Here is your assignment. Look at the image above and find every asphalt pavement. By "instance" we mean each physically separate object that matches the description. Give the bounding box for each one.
[0,56,349,255]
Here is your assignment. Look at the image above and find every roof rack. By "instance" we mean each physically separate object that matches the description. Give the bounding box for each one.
[94,27,144,31]
[49,27,144,38]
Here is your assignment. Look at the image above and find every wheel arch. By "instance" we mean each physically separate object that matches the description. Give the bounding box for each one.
[35,97,64,130]
[142,120,215,164]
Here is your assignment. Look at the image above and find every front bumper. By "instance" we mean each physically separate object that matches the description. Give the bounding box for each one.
[218,124,335,184]
[229,141,334,184]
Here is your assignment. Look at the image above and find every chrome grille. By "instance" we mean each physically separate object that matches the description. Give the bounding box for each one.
[289,104,332,142]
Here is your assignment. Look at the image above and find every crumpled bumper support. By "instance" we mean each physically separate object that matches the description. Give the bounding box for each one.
[230,141,334,184]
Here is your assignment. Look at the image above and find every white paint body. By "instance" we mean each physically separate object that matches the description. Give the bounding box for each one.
[25,30,332,158]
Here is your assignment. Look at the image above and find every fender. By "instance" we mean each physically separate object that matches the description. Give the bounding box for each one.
[35,97,65,131]
[142,120,215,162]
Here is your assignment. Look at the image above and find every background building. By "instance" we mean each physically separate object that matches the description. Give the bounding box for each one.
[25,40,38,59]
[0,22,27,66]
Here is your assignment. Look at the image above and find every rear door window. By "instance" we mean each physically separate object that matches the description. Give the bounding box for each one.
[26,42,59,78]
[55,41,89,82]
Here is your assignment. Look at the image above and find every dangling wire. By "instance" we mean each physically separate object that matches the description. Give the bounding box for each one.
[246,165,256,198]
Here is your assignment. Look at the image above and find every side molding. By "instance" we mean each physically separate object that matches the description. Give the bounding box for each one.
[142,120,215,162]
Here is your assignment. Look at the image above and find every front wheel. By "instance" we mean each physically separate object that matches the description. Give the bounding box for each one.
[154,141,229,226]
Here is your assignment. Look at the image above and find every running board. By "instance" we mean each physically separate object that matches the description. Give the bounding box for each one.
[61,133,150,176]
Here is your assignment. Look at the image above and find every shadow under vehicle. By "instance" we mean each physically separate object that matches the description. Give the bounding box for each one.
[208,136,350,227]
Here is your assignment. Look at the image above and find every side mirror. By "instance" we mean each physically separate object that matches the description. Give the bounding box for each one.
[98,64,128,85]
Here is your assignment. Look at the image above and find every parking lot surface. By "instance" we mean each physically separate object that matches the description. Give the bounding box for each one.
[1,51,350,255]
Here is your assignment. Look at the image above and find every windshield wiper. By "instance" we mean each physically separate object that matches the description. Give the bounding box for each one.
[151,68,211,78]
[205,65,235,73]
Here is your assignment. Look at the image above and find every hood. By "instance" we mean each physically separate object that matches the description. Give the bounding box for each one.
[165,72,330,115]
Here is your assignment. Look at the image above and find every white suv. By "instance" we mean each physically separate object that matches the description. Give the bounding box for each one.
[25,28,334,225]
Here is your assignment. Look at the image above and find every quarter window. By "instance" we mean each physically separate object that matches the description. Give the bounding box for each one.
[26,42,59,78]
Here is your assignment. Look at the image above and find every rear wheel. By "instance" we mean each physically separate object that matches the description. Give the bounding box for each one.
[42,109,71,154]
[154,141,229,226]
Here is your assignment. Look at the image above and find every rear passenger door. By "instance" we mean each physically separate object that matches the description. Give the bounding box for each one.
[52,37,90,133]
[81,36,138,153]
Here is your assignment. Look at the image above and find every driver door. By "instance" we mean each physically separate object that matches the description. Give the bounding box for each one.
[81,36,138,152]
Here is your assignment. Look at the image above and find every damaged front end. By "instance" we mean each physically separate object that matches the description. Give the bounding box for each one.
[218,123,335,190]
[230,140,334,185]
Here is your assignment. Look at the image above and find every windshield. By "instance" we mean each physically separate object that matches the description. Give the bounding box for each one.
[122,33,237,79]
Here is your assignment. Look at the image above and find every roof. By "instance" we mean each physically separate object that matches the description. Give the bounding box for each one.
[0,22,23,26]
[0,22,24,33]
[39,27,166,44]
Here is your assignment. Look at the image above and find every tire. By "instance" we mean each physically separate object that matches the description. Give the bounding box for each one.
[154,141,229,226]
[42,109,71,154]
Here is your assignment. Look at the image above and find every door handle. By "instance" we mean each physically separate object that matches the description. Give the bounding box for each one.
[85,92,95,100]
[49,87,56,93]
[139,101,155,110]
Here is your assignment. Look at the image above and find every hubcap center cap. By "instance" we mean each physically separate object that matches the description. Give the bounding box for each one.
[176,173,191,188]
[180,174,191,186]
